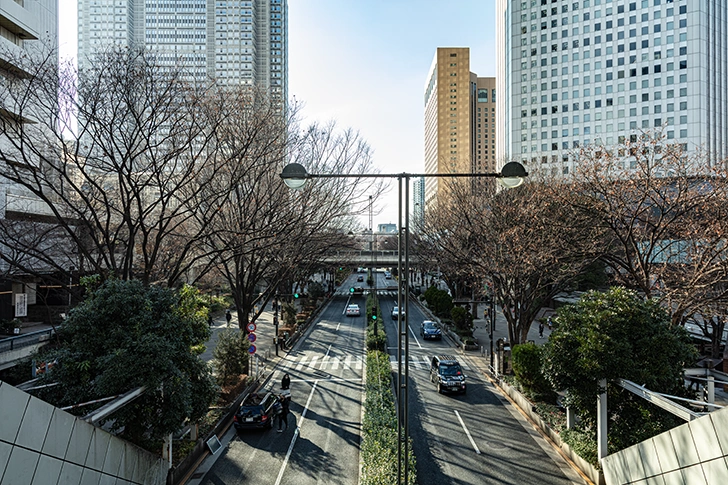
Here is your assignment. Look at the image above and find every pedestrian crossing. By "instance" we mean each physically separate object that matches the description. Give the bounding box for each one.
[335,289,399,297]
[388,355,471,372]
[280,353,472,373]
[285,354,366,372]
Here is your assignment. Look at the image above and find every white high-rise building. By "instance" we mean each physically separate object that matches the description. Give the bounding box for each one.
[497,0,728,173]
[78,0,287,101]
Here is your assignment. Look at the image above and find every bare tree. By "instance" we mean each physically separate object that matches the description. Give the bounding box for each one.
[0,47,238,288]
[566,131,728,328]
[202,119,385,328]
[419,176,602,344]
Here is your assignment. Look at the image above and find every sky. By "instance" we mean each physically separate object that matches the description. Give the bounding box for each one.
[58,0,497,227]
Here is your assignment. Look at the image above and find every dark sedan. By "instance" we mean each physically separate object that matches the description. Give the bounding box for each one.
[420,320,442,340]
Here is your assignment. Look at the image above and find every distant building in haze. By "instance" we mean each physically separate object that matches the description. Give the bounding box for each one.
[377,224,397,234]
[424,47,497,210]
[412,177,425,230]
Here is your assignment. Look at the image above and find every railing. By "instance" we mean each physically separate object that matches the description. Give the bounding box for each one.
[0,328,55,353]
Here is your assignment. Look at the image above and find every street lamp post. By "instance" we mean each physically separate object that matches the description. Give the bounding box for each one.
[280,162,528,484]
[274,290,279,357]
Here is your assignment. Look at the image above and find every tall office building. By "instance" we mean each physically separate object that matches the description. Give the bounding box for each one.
[0,0,58,320]
[424,47,497,208]
[78,0,287,101]
[497,0,728,173]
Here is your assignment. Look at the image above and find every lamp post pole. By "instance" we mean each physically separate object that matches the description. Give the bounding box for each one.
[280,162,527,484]
[274,290,279,357]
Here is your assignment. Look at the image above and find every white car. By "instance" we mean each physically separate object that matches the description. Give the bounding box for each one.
[391,306,406,320]
[346,304,361,317]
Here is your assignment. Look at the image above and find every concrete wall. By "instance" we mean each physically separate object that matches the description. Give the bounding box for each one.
[0,381,167,485]
[602,406,728,485]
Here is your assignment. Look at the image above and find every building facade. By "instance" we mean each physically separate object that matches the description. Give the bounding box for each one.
[497,0,728,172]
[411,176,425,230]
[424,47,497,209]
[0,0,58,320]
[78,0,287,101]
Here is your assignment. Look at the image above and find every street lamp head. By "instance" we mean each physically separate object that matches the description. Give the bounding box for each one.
[280,163,309,190]
[498,161,528,189]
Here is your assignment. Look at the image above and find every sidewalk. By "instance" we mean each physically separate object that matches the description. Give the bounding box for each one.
[201,302,288,374]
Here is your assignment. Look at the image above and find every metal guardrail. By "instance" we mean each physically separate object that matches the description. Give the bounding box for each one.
[0,328,55,353]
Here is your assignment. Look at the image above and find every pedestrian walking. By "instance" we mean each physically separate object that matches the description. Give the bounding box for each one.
[225,309,232,327]
[547,316,553,330]
[538,322,544,338]
[281,373,290,390]
[277,392,290,432]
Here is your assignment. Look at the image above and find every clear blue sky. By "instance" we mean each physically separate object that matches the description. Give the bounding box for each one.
[60,0,497,226]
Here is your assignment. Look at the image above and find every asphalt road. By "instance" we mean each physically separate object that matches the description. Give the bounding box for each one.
[377,284,587,485]
[195,270,585,485]
[198,278,367,485]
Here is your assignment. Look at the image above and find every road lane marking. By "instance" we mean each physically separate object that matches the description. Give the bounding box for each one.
[344,355,352,369]
[336,322,341,331]
[455,410,481,455]
[408,325,423,349]
[330,357,341,370]
[309,356,319,368]
[295,357,308,371]
[320,344,332,369]
[275,380,319,485]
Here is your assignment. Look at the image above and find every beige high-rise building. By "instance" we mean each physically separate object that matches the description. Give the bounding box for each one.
[424,47,496,209]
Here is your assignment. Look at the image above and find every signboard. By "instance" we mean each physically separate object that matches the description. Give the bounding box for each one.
[248,344,257,354]
[14,293,27,318]
[247,333,256,343]
[206,436,222,454]
[247,322,257,333]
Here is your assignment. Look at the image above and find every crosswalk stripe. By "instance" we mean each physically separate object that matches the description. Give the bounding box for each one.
[309,356,319,369]
[331,357,340,370]
[344,355,352,369]
[295,357,308,371]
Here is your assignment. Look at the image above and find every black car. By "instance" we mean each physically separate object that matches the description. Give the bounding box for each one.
[357,275,364,282]
[233,392,279,431]
[420,320,442,340]
[430,355,467,394]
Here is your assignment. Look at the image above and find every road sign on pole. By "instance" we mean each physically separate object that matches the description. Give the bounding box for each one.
[248,344,257,354]
[247,322,257,333]
[247,333,256,343]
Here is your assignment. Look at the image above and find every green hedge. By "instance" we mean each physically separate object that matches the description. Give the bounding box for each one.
[361,351,416,485]
[361,291,416,484]
[365,294,386,351]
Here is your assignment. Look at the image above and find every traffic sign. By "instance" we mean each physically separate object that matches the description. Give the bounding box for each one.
[247,333,256,343]
[247,322,257,333]
[248,344,257,354]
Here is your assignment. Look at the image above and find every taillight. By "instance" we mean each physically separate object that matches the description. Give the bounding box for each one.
[234,415,238,422]
[262,414,268,421]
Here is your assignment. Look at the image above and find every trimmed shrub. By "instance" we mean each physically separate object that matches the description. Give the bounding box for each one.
[512,342,556,402]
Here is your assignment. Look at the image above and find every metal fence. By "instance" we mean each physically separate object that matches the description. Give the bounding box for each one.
[0,328,55,353]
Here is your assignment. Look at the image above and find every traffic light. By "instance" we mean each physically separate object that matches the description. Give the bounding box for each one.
[371,313,377,321]
[349,287,355,293]
[294,292,300,299]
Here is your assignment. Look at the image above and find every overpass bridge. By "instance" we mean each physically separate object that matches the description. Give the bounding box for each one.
[0,328,55,371]
[320,250,422,267]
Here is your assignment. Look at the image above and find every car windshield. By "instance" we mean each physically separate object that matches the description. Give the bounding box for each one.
[393,307,398,312]
[423,322,436,330]
[440,363,463,377]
